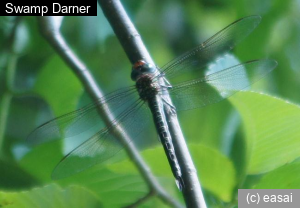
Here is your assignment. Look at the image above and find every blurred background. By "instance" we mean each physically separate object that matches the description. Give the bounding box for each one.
[1,0,300,207]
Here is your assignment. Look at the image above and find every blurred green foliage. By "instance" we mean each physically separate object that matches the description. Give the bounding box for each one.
[1,0,300,207]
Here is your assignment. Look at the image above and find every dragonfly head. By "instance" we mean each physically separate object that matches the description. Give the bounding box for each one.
[131,60,156,81]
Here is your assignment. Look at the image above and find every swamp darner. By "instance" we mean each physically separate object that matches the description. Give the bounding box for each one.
[28,15,277,190]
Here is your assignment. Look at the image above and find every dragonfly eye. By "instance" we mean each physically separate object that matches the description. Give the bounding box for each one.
[131,69,141,81]
[141,63,156,73]
[131,61,156,81]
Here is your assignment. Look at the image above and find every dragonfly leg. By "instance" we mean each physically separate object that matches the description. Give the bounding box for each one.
[162,76,172,88]
[160,84,172,89]
[162,97,177,115]
[156,73,172,86]
[158,77,172,90]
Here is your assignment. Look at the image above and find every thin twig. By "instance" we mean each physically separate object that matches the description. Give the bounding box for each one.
[123,190,155,208]
[37,17,182,208]
[0,17,22,159]
[97,0,207,207]
[0,93,12,159]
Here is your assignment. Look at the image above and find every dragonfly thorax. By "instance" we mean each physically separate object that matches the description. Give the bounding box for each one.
[136,75,159,101]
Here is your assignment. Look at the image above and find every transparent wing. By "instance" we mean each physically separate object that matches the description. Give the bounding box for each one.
[27,86,137,145]
[167,59,277,111]
[159,15,261,83]
[52,100,152,179]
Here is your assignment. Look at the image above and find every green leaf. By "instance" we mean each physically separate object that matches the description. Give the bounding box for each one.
[56,167,148,208]
[230,91,300,174]
[0,184,101,208]
[109,144,236,202]
[0,159,37,190]
[20,141,63,183]
[190,144,236,202]
[254,161,300,189]
[108,148,171,177]
[179,102,233,149]
[34,55,83,117]
[140,197,170,208]
[20,142,149,207]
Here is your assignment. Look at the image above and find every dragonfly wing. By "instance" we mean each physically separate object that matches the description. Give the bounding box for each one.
[52,99,152,179]
[168,60,277,111]
[159,16,261,83]
[27,86,137,145]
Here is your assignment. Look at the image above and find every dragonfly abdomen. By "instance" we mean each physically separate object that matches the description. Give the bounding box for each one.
[148,96,184,190]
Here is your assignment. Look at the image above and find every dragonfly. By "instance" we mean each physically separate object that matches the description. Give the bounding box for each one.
[28,15,277,190]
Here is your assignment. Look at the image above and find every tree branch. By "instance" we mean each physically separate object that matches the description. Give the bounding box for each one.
[97,1,153,64]
[97,0,207,207]
[37,16,182,208]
